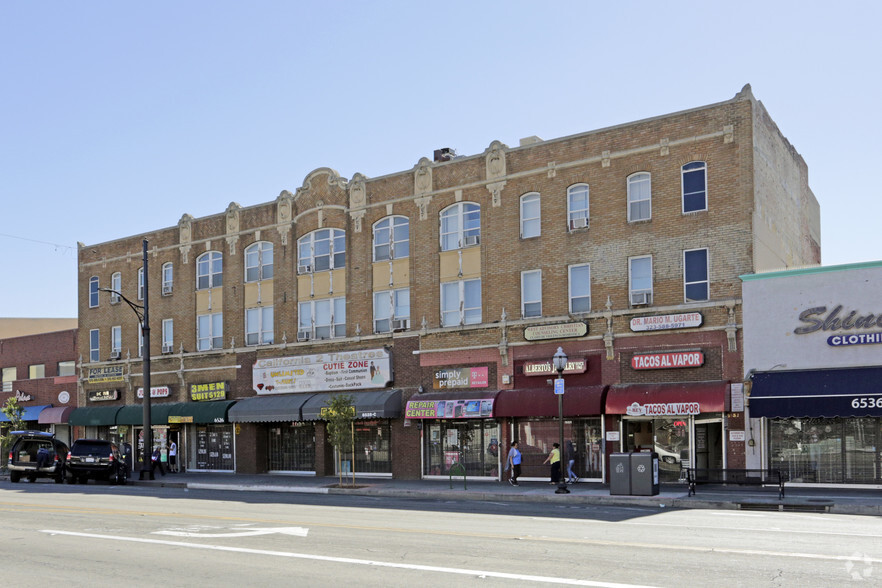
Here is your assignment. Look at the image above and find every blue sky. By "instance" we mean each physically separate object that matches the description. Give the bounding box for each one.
[2,2,880,318]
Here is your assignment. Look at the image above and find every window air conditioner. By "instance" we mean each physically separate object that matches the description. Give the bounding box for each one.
[630,291,651,306]
[296,330,311,342]
[571,217,589,230]
[297,264,312,274]
[110,351,121,360]
[391,318,410,332]
[162,284,173,296]
[463,235,480,247]
[162,343,173,354]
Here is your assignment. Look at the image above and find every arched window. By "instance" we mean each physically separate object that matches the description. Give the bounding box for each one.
[440,202,480,251]
[682,161,707,213]
[110,272,121,303]
[627,172,651,222]
[196,251,223,290]
[567,184,589,230]
[245,241,274,282]
[373,216,410,261]
[520,193,541,238]
[298,229,345,273]
[89,276,99,308]
[162,262,173,295]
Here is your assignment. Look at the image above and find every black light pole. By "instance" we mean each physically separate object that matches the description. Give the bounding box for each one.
[99,238,153,480]
[553,347,570,494]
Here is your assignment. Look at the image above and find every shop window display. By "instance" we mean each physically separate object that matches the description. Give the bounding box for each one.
[424,420,499,478]
[511,418,603,480]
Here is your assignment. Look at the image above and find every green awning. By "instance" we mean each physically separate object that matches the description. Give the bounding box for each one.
[167,400,236,424]
[69,406,123,427]
[115,403,176,426]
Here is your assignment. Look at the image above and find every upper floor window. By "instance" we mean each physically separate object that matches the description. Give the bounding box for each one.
[111,326,122,357]
[298,297,345,341]
[161,318,174,353]
[373,288,410,333]
[682,161,707,213]
[684,248,709,302]
[520,193,541,239]
[298,229,345,273]
[57,361,75,377]
[196,251,223,290]
[246,306,274,346]
[110,272,121,303]
[1,367,15,392]
[373,216,410,261]
[137,267,144,300]
[521,270,542,318]
[629,256,653,306]
[627,172,652,222]
[89,276,99,308]
[441,278,481,327]
[89,329,100,363]
[440,202,480,251]
[137,323,143,358]
[245,242,274,282]
[568,264,591,313]
[197,312,223,351]
[28,364,45,379]
[567,184,589,230]
[162,262,174,295]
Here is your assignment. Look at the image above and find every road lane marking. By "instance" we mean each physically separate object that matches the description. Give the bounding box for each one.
[154,526,308,538]
[40,530,656,588]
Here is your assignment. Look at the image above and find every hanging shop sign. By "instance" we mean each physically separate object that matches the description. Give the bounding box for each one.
[524,321,587,341]
[433,367,489,389]
[168,415,194,423]
[137,385,171,399]
[190,381,228,401]
[88,389,119,402]
[86,365,125,383]
[405,398,495,419]
[630,313,703,332]
[523,358,587,376]
[631,351,704,370]
[252,348,392,395]
[625,401,701,416]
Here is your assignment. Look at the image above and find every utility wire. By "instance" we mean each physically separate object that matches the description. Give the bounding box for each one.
[0,232,75,252]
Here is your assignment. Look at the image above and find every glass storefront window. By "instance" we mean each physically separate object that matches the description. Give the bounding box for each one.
[512,418,602,480]
[335,421,392,475]
[268,423,315,472]
[624,418,690,482]
[191,424,234,471]
[423,420,499,477]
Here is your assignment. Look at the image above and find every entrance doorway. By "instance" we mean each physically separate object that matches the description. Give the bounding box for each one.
[624,417,690,482]
[694,421,723,469]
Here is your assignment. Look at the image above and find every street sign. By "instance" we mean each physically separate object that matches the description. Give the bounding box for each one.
[554,378,565,395]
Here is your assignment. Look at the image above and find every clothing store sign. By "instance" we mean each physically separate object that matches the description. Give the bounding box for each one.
[252,348,391,395]
[433,367,489,389]
[631,351,704,370]
[630,313,703,332]
[190,381,228,401]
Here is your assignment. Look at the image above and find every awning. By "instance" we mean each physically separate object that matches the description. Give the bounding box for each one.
[606,381,729,415]
[0,404,51,422]
[749,367,882,418]
[38,406,75,425]
[115,403,176,426]
[405,390,499,419]
[69,406,122,427]
[494,386,607,418]
[167,400,237,424]
[302,389,403,421]
[228,394,312,423]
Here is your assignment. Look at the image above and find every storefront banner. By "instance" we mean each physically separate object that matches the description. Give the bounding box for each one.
[87,389,119,402]
[405,398,494,419]
[86,365,125,383]
[137,386,171,398]
[631,352,704,370]
[433,367,488,389]
[190,381,228,401]
[523,359,587,376]
[630,313,703,332]
[625,402,701,416]
[252,349,392,395]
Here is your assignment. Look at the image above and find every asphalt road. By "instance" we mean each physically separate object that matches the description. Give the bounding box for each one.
[2,482,880,587]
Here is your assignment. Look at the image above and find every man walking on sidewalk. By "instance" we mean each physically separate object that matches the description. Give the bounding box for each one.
[505,441,522,486]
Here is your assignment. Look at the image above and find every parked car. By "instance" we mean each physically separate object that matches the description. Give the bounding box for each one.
[66,439,128,485]
[7,430,69,484]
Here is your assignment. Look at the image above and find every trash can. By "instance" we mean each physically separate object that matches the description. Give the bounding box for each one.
[609,452,632,495]
[630,451,660,496]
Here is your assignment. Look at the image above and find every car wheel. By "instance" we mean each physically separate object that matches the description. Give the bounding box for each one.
[662,456,676,464]
[10,471,20,483]
[55,468,65,484]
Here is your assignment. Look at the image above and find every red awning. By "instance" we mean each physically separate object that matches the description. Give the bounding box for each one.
[38,406,75,424]
[494,386,607,418]
[605,381,729,415]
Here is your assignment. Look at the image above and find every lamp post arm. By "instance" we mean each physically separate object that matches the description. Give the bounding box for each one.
[99,288,145,326]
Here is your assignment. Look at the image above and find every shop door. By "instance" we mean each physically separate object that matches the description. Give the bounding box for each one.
[695,422,722,470]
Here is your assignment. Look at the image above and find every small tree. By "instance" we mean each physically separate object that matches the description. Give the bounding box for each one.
[324,394,355,486]
[0,397,25,468]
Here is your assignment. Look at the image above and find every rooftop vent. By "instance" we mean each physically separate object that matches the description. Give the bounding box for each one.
[434,147,456,162]
[519,135,543,146]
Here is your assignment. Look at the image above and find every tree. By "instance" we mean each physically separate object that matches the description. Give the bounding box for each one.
[324,394,355,487]
[0,397,25,468]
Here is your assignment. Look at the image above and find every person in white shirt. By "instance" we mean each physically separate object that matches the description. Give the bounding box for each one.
[168,439,178,473]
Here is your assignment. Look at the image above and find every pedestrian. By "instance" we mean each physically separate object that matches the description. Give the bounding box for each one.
[168,438,178,473]
[151,446,166,476]
[565,439,577,483]
[543,442,561,484]
[505,441,522,486]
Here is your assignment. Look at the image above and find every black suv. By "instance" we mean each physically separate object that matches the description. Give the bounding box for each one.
[7,430,69,484]
[67,439,128,485]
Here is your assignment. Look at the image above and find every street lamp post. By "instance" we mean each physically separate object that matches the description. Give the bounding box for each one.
[100,239,153,480]
[552,346,570,494]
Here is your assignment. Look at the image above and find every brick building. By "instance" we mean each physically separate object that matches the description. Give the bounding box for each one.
[75,84,819,481]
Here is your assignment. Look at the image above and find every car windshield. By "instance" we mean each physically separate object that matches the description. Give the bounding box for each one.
[72,442,112,455]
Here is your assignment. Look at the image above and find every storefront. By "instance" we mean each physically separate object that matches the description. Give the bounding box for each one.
[743,261,882,486]
[38,406,75,444]
[229,393,315,473]
[0,404,51,429]
[68,403,122,440]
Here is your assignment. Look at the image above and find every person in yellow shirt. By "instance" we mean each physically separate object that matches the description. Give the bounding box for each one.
[543,442,561,484]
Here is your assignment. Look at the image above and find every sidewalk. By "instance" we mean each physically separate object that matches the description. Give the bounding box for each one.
[129,471,882,516]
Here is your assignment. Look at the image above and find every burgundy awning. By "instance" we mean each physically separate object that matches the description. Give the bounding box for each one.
[605,381,729,415]
[38,406,75,424]
[494,386,607,418]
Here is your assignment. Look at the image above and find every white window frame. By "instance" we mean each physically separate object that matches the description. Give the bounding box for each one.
[627,172,652,222]
[197,312,223,351]
[520,192,541,239]
[110,272,121,304]
[440,278,482,327]
[373,216,410,261]
[567,184,590,230]
[298,297,346,340]
[568,264,591,314]
[245,306,274,346]
[245,241,274,283]
[521,270,542,318]
[162,318,174,353]
[89,329,100,362]
[137,267,144,301]
[196,251,223,290]
[162,262,173,295]
[298,229,345,273]
[682,161,708,213]
[629,255,653,306]
[684,248,710,302]
[89,276,99,308]
[111,325,121,357]
[57,361,75,377]
[138,323,144,358]
[373,288,411,333]
[440,202,481,251]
